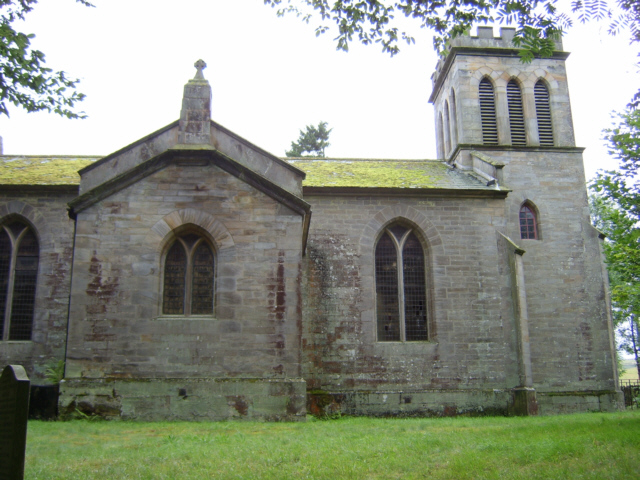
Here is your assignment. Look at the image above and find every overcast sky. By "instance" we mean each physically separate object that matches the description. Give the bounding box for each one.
[0,0,637,180]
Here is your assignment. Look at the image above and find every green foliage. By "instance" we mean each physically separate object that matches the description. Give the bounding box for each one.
[44,359,65,384]
[25,412,640,479]
[0,0,92,118]
[264,0,637,63]
[285,121,332,157]
[591,109,640,377]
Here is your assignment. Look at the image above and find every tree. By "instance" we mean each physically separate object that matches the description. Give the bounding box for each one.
[591,109,640,379]
[264,0,639,62]
[0,0,92,118]
[285,121,332,157]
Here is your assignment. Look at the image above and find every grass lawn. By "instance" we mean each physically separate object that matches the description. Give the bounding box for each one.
[26,411,640,479]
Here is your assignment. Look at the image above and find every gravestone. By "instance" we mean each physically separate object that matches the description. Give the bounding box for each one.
[0,365,31,480]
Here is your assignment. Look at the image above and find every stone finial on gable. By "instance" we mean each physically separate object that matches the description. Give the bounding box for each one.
[178,59,212,146]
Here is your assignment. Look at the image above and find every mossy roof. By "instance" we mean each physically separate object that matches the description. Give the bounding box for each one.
[1,155,493,192]
[0,156,100,185]
[286,158,491,190]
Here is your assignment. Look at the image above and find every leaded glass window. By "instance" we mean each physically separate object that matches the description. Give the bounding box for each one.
[375,225,428,342]
[163,233,214,315]
[519,204,538,240]
[0,221,39,341]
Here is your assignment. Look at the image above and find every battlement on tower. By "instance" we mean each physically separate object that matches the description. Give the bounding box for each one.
[431,26,565,93]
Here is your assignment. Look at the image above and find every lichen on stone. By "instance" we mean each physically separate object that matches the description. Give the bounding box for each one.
[0,156,100,185]
[286,158,458,188]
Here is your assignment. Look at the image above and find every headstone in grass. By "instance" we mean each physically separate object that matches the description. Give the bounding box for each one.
[0,365,31,480]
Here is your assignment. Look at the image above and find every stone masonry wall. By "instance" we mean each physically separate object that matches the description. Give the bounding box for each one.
[65,162,304,381]
[301,194,520,415]
[493,148,618,393]
[0,190,78,382]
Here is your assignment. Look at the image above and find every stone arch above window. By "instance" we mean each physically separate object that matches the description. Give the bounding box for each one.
[151,208,234,253]
[162,230,215,316]
[519,202,539,240]
[375,223,429,342]
[507,79,526,146]
[479,77,498,145]
[534,80,554,146]
[0,218,39,340]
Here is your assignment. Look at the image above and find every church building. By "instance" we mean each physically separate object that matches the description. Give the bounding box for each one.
[0,27,622,420]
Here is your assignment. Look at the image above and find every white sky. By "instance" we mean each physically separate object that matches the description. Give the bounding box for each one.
[0,0,637,181]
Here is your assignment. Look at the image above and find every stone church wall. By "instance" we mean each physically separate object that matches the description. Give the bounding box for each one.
[0,189,77,382]
[301,193,521,416]
[60,162,306,420]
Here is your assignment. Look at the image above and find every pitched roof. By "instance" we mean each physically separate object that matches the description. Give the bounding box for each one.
[0,155,100,186]
[286,158,497,190]
[1,155,501,193]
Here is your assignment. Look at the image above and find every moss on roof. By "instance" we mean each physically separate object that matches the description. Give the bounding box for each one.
[0,156,100,185]
[287,158,487,189]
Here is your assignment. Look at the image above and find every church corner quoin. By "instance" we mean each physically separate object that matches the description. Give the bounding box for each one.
[0,39,622,420]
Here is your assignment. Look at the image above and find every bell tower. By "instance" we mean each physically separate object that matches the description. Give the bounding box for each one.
[429,27,621,412]
[429,26,575,160]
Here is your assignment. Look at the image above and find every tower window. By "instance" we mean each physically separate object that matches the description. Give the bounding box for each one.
[0,221,39,341]
[375,225,428,342]
[444,100,451,155]
[507,80,526,146]
[535,81,554,146]
[519,204,538,240]
[479,78,498,145]
[163,233,214,315]
[450,89,458,146]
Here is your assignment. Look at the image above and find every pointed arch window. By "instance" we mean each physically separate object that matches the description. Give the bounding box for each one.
[0,221,39,341]
[163,233,215,315]
[535,80,554,146]
[375,225,428,342]
[507,80,526,146]
[444,100,451,155]
[450,89,458,146]
[519,204,538,240]
[437,111,445,159]
[479,78,498,145]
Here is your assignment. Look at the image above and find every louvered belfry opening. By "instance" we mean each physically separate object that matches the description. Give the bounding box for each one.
[450,89,458,145]
[507,80,526,146]
[444,100,451,155]
[0,221,39,341]
[535,80,554,146]
[375,225,428,342]
[479,78,498,145]
[163,232,214,316]
[437,112,445,159]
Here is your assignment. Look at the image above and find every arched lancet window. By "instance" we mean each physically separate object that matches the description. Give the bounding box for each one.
[0,220,39,340]
[507,80,526,146]
[437,111,445,159]
[519,203,538,240]
[450,89,458,146]
[444,100,451,155]
[479,78,498,145]
[535,80,554,146]
[375,224,428,342]
[163,232,215,315]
